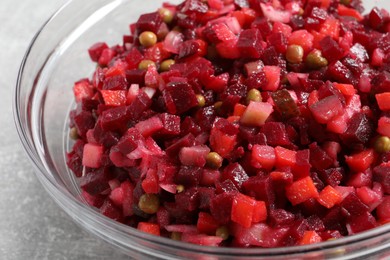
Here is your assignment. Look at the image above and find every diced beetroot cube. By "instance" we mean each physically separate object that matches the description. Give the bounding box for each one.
[175,187,199,211]
[267,32,287,54]
[286,176,319,205]
[210,192,236,225]
[310,95,343,124]
[342,113,373,144]
[100,199,124,222]
[340,192,369,218]
[81,190,104,208]
[373,164,390,194]
[369,7,385,29]
[356,186,382,212]
[179,145,210,167]
[292,149,311,180]
[347,211,377,234]
[156,113,180,136]
[136,12,163,33]
[221,162,249,189]
[178,39,207,59]
[80,167,111,195]
[175,166,202,188]
[216,179,238,194]
[328,61,356,85]
[102,75,127,91]
[203,22,236,43]
[242,176,275,205]
[135,116,164,137]
[88,42,109,62]
[251,145,275,170]
[309,142,333,171]
[263,122,291,147]
[128,91,153,120]
[237,28,264,59]
[126,69,146,85]
[125,48,143,69]
[156,207,170,228]
[166,133,196,158]
[268,209,295,227]
[67,151,83,178]
[377,196,390,222]
[163,81,198,115]
[347,168,372,188]
[73,110,95,138]
[198,187,216,210]
[320,36,344,62]
[99,106,130,132]
[98,48,116,67]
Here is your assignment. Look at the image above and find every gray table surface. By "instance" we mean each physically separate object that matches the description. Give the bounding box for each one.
[0,1,129,259]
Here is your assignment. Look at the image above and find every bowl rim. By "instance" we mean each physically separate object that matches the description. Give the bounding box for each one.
[13,0,390,258]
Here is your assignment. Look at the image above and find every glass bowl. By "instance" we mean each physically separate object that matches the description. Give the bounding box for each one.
[14,0,390,259]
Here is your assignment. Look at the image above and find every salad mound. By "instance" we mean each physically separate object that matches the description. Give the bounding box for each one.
[67,0,390,248]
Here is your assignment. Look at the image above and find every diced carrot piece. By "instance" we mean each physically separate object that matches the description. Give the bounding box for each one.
[317,185,343,208]
[101,90,127,106]
[333,83,356,97]
[320,18,340,40]
[299,231,322,245]
[311,31,326,50]
[378,116,390,137]
[345,149,375,173]
[251,145,276,170]
[233,103,247,117]
[231,193,256,228]
[137,222,161,236]
[371,48,385,67]
[210,128,237,158]
[307,90,319,108]
[337,5,364,22]
[275,146,296,168]
[288,29,314,53]
[376,92,390,111]
[197,212,219,235]
[286,176,319,205]
[142,169,159,194]
[252,201,267,223]
[227,116,241,123]
[263,66,281,91]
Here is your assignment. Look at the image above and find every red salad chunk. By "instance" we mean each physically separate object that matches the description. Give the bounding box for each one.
[67,0,390,249]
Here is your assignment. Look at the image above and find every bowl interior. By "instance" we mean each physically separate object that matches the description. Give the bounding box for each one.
[15,0,390,259]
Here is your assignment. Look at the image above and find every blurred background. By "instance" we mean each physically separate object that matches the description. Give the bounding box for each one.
[0,0,128,259]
